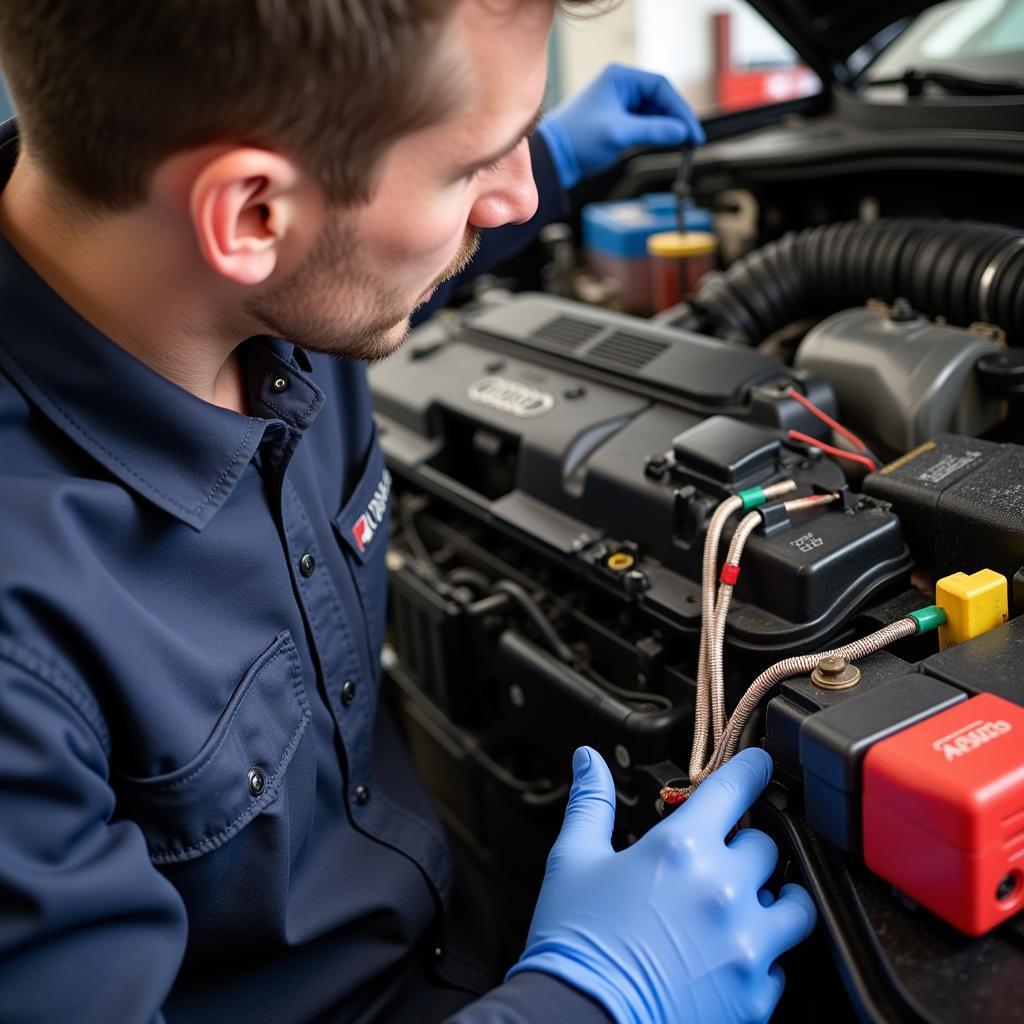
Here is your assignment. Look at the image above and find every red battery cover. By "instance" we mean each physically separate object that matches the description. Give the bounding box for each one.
[862,692,1024,936]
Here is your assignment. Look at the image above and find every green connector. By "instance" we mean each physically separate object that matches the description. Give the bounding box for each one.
[909,605,947,634]
[738,486,767,510]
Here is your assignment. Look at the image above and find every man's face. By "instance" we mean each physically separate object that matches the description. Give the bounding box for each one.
[248,0,553,362]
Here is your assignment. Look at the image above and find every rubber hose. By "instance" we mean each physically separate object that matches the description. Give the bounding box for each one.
[690,219,1024,344]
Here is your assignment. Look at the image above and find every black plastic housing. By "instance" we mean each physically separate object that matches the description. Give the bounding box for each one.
[373,295,912,651]
[921,616,1024,707]
[799,675,965,851]
[864,435,1024,583]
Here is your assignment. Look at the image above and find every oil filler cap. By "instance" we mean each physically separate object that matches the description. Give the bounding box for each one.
[863,692,1024,936]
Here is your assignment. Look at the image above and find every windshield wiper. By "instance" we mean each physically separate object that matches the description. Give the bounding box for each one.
[863,67,1024,96]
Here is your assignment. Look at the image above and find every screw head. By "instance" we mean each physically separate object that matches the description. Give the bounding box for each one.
[645,454,671,480]
[811,655,861,690]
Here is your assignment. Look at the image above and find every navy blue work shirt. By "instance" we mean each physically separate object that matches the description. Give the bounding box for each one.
[0,119,611,1024]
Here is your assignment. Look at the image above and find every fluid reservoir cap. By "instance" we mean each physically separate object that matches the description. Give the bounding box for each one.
[888,297,917,322]
[647,230,718,258]
[976,349,1024,397]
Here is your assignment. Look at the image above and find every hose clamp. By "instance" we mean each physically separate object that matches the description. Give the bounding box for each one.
[978,237,1024,323]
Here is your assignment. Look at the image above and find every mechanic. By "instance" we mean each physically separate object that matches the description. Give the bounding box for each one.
[0,2,816,1022]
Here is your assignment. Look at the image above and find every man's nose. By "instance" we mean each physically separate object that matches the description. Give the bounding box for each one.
[468,140,539,230]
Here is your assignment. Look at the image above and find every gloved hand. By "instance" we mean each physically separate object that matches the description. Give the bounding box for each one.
[507,746,816,1024]
[538,63,706,190]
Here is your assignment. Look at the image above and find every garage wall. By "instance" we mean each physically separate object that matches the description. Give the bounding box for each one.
[553,0,801,114]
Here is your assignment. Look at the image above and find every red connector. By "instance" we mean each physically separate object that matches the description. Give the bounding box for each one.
[863,693,1024,936]
[719,562,741,586]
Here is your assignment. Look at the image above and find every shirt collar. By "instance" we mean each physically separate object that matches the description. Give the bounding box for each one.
[0,119,325,530]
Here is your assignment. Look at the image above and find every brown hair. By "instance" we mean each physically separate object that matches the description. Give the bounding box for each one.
[0,0,594,212]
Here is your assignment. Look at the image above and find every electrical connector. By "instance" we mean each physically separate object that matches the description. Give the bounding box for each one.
[935,570,1009,651]
[737,485,767,510]
[736,480,797,510]
[908,605,946,634]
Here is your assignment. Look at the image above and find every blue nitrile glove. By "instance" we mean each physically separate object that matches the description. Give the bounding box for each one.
[507,746,817,1024]
[537,64,706,190]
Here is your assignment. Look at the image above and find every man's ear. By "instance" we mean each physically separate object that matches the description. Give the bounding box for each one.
[183,149,307,286]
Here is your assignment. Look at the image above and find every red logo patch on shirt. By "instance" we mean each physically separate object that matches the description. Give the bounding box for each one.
[352,468,391,553]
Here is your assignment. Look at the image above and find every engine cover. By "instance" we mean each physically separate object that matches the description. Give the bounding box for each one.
[371,294,912,651]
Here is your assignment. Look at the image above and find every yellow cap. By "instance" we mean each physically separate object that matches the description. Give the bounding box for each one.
[646,231,718,258]
[935,569,1009,650]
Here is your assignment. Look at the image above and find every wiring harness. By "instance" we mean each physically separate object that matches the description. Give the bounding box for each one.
[667,484,946,806]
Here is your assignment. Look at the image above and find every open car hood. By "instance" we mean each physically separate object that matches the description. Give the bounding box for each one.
[746,0,940,83]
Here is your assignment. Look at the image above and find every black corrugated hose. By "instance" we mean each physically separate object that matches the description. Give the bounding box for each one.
[687,219,1024,345]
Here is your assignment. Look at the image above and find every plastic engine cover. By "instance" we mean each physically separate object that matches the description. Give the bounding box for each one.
[795,306,1003,453]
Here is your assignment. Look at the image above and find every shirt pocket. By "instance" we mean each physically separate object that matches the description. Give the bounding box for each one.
[332,427,392,673]
[115,630,311,865]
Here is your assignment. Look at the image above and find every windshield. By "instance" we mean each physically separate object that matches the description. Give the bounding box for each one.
[863,0,1024,83]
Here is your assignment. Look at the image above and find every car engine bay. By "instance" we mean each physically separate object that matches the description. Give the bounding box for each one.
[370,52,1024,1023]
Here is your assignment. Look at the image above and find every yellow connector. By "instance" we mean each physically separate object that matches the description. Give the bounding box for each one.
[935,570,1009,650]
[606,552,635,572]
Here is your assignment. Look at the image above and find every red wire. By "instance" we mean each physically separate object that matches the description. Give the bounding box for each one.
[788,430,878,473]
[787,388,872,457]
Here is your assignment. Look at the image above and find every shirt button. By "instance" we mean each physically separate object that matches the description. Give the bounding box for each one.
[248,767,266,797]
[354,784,370,805]
[341,679,357,705]
[299,553,316,577]
[271,376,289,392]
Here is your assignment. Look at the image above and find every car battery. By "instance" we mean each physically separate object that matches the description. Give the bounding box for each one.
[863,693,1024,936]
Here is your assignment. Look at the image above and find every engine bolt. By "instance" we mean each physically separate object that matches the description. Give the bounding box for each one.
[623,569,650,595]
[811,655,862,690]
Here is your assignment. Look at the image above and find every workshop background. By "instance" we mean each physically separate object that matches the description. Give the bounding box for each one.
[548,0,818,112]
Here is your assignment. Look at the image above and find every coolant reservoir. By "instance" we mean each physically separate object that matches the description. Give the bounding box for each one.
[581,193,713,315]
[795,303,1005,453]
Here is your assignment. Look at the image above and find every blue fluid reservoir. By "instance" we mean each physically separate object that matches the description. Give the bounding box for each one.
[582,193,714,314]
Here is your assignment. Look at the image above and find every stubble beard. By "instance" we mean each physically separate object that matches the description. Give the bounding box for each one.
[247,217,481,365]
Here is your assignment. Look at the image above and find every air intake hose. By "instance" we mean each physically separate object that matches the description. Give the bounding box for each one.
[689,219,1024,344]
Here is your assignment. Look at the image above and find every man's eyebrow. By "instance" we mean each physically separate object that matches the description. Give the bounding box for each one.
[458,102,546,174]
